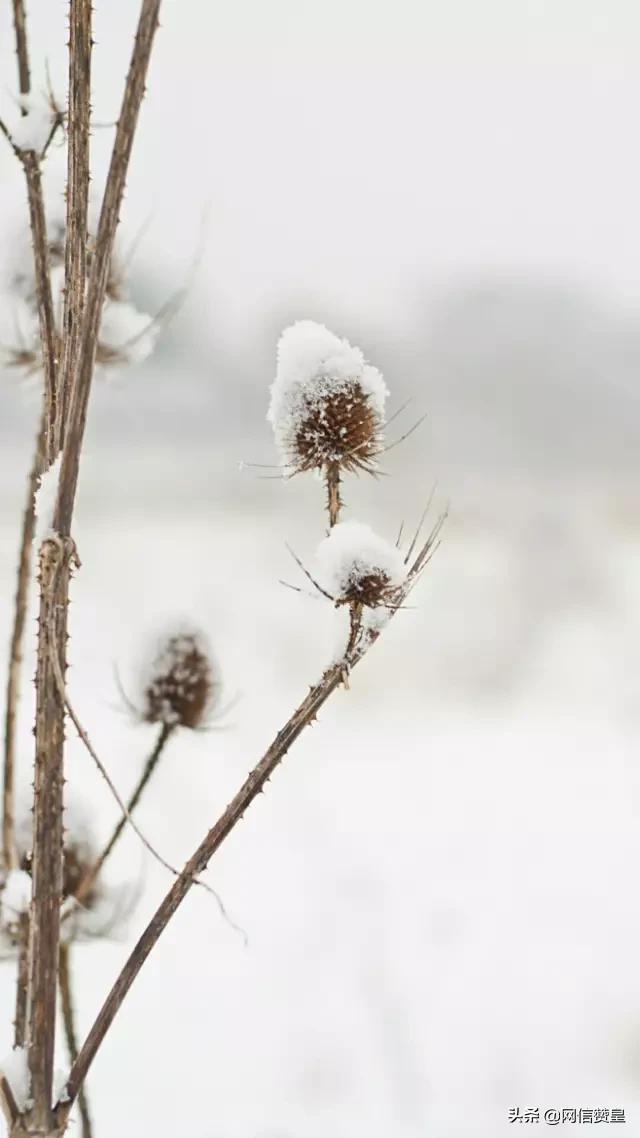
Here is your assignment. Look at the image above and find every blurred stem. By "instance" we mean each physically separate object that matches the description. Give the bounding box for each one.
[13,913,29,1048]
[326,461,342,528]
[75,722,174,906]
[58,942,92,1138]
[2,421,46,871]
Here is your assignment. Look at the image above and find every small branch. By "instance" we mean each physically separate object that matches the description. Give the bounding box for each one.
[13,912,29,1049]
[325,461,342,528]
[2,419,45,872]
[75,723,174,906]
[22,154,59,462]
[55,672,242,934]
[59,943,92,1138]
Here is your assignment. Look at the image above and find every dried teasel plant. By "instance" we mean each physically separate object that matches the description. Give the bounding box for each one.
[0,4,444,1137]
[268,320,389,525]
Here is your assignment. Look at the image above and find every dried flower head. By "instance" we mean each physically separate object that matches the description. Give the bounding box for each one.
[315,520,407,609]
[0,798,131,947]
[268,321,388,475]
[140,626,220,729]
[1,221,158,377]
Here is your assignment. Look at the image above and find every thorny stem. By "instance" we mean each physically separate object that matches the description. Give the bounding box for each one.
[2,421,46,871]
[55,0,162,536]
[326,460,342,528]
[57,0,92,452]
[58,944,92,1138]
[28,537,75,1131]
[27,0,94,1124]
[75,722,174,907]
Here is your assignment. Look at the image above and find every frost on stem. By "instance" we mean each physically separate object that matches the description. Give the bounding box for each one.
[33,452,62,548]
[0,221,159,376]
[315,520,407,608]
[268,320,388,476]
[138,625,221,730]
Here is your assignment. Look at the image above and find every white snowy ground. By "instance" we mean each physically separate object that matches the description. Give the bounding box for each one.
[0,422,639,1138]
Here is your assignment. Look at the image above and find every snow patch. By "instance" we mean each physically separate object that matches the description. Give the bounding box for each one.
[34,453,62,548]
[99,298,158,366]
[0,1047,32,1111]
[0,870,31,928]
[10,95,56,153]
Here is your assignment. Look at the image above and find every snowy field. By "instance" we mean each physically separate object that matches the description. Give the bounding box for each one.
[0,412,639,1137]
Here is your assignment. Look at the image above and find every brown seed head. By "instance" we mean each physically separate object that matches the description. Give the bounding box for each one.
[143,631,216,729]
[291,379,382,474]
[336,568,400,609]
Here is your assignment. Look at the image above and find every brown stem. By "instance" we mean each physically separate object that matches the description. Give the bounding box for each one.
[23,154,59,463]
[55,0,162,536]
[26,0,94,1125]
[326,461,342,528]
[2,421,46,871]
[28,537,74,1131]
[13,912,29,1049]
[58,944,92,1138]
[57,0,92,453]
[12,0,30,97]
[75,722,174,907]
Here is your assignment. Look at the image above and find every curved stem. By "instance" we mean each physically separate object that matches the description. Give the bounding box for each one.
[75,722,173,906]
[59,943,92,1138]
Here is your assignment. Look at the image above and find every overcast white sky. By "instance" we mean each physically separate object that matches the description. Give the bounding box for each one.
[2,0,640,338]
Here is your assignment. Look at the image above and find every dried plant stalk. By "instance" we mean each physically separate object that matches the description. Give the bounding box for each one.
[24,4,162,1130]
[2,422,45,872]
[58,944,92,1138]
[28,537,74,1130]
[26,0,93,1124]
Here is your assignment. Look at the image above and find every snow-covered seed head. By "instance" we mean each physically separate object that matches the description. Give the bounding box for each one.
[316,520,408,609]
[142,628,219,729]
[268,321,388,475]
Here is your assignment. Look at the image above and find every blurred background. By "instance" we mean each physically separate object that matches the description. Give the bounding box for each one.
[1,1,640,1135]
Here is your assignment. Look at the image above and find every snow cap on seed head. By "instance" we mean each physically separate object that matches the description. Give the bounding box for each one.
[316,520,407,608]
[268,320,388,474]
